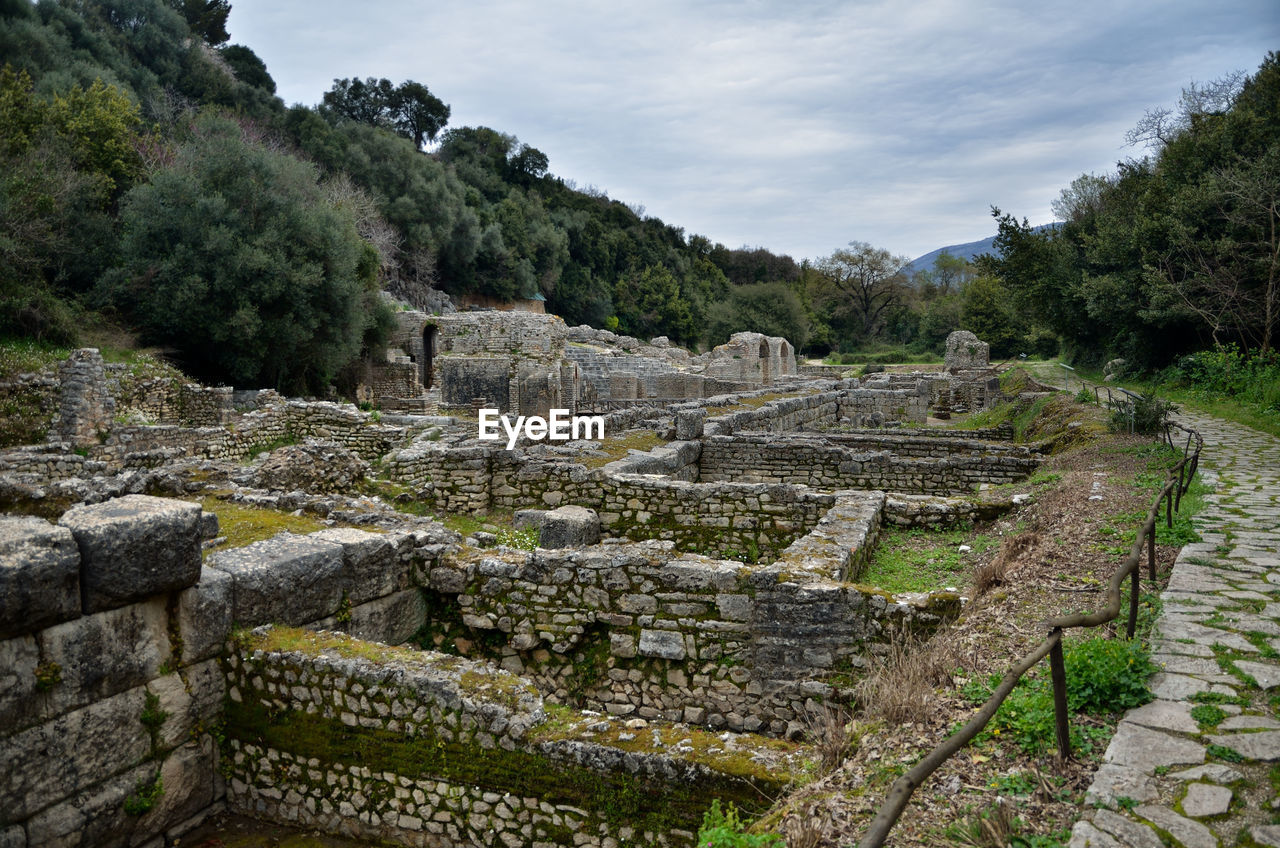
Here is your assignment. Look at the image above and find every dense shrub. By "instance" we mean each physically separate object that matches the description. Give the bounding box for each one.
[697,801,783,848]
[1162,344,1280,413]
[106,113,391,392]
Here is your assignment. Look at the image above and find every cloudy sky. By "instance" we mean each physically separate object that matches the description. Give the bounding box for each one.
[228,1,1278,263]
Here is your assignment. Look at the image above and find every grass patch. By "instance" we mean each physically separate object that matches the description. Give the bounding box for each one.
[984,636,1157,756]
[861,525,999,593]
[579,430,667,468]
[200,497,329,552]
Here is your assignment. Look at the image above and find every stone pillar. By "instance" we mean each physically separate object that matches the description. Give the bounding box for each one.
[53,349,115,446]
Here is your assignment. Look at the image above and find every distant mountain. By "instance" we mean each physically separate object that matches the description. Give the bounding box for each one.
[903,223,1058,279]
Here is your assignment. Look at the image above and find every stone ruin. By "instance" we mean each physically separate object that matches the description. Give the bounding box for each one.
[0,327,1041,848]
[944,329,989,371]
[360,310,800,416]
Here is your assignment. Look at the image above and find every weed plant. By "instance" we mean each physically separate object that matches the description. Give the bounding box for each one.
[697,800,784,847]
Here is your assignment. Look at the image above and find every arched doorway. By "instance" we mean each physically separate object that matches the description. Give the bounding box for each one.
[759,338,771,383]
[422,325,436,391]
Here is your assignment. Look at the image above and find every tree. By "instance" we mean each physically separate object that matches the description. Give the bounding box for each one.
[322,76,396,125]
[961,276,1023,357]
[323,77,450,150]
[706,282,810,350]
[507,143,549,184]
[219,44,275,93]
[107,114,388,391]
[814,241,909,342]
[389,80,449,148]
[927,251,971,295]
[1050,172,1111,223]
[1125,71,1246,151]
[167,0,230,44]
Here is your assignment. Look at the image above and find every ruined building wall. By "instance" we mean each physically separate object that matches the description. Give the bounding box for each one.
[1,497,224,848]
[697,435,1040,493]
[224,628,787,848]
[0,494,451,848]
[5,401,403,481]
[425,536,959,736]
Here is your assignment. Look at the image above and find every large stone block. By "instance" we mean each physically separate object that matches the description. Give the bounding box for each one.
[0,687,151,821]
[207,533,343,626]
[37,598,171,719]
[310,528,411,604]
[0,515,81,639]
[539,505,601,549]
[23,739,214,848]
[59,495,202,614]
[0,634,39,734]
[176,566,232,665]
[148,662,223,752]
[346,589,427,645]
[0,825,22,848]
[638,628,686,660]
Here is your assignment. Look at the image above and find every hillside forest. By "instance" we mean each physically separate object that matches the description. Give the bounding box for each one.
[1,0,1277,400]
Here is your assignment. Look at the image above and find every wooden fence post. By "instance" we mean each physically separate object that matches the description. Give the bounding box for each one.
[1049,630,1071,761]
[1127,566,1139,639]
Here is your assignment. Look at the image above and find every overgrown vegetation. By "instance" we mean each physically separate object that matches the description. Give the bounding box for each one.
[697,800,784,847]
[861,524,999,593]
[198,496,330,552]
[974,636,1157,755]
[981,55,1280,373]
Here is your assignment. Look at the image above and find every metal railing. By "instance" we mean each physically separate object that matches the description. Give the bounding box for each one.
[857,421,1203,848]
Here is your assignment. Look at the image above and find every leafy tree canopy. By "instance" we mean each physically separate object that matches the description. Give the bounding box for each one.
[107,114,391,392]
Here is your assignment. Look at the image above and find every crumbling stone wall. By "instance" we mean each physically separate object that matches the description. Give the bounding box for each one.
[387,444,836,559]
[697,435,1039,493]
[52,349,115,446]
[0,493,455,848]
[6,401,404,482]
[426,535,959,735]
[224,627,792,848]
[944,330,989,370]
[110,372,231,427]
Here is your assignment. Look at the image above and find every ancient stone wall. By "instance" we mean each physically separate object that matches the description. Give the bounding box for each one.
[109,370,231,427]
[388,443,834,559]
[0,496,223,848]
[816,432,1030,459]
[0,494,455,848]
[4,401,403,481]
[425,537,959,735]
[52,349,115,445]
[224,627,792,848]
[697,435,1039,493]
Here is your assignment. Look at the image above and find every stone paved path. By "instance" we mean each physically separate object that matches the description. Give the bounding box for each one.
[1070,410,1280,848]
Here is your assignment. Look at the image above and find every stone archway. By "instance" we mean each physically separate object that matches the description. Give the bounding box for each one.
[759,338,771,384]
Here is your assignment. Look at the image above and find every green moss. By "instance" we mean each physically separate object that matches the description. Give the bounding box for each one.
[199,497,330,552]
[223,695,781,836]
[141,689,169,754]
[860,523,999,592]
[249,626,459,669]
[122,771,163,816]
[580,431,667,468]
